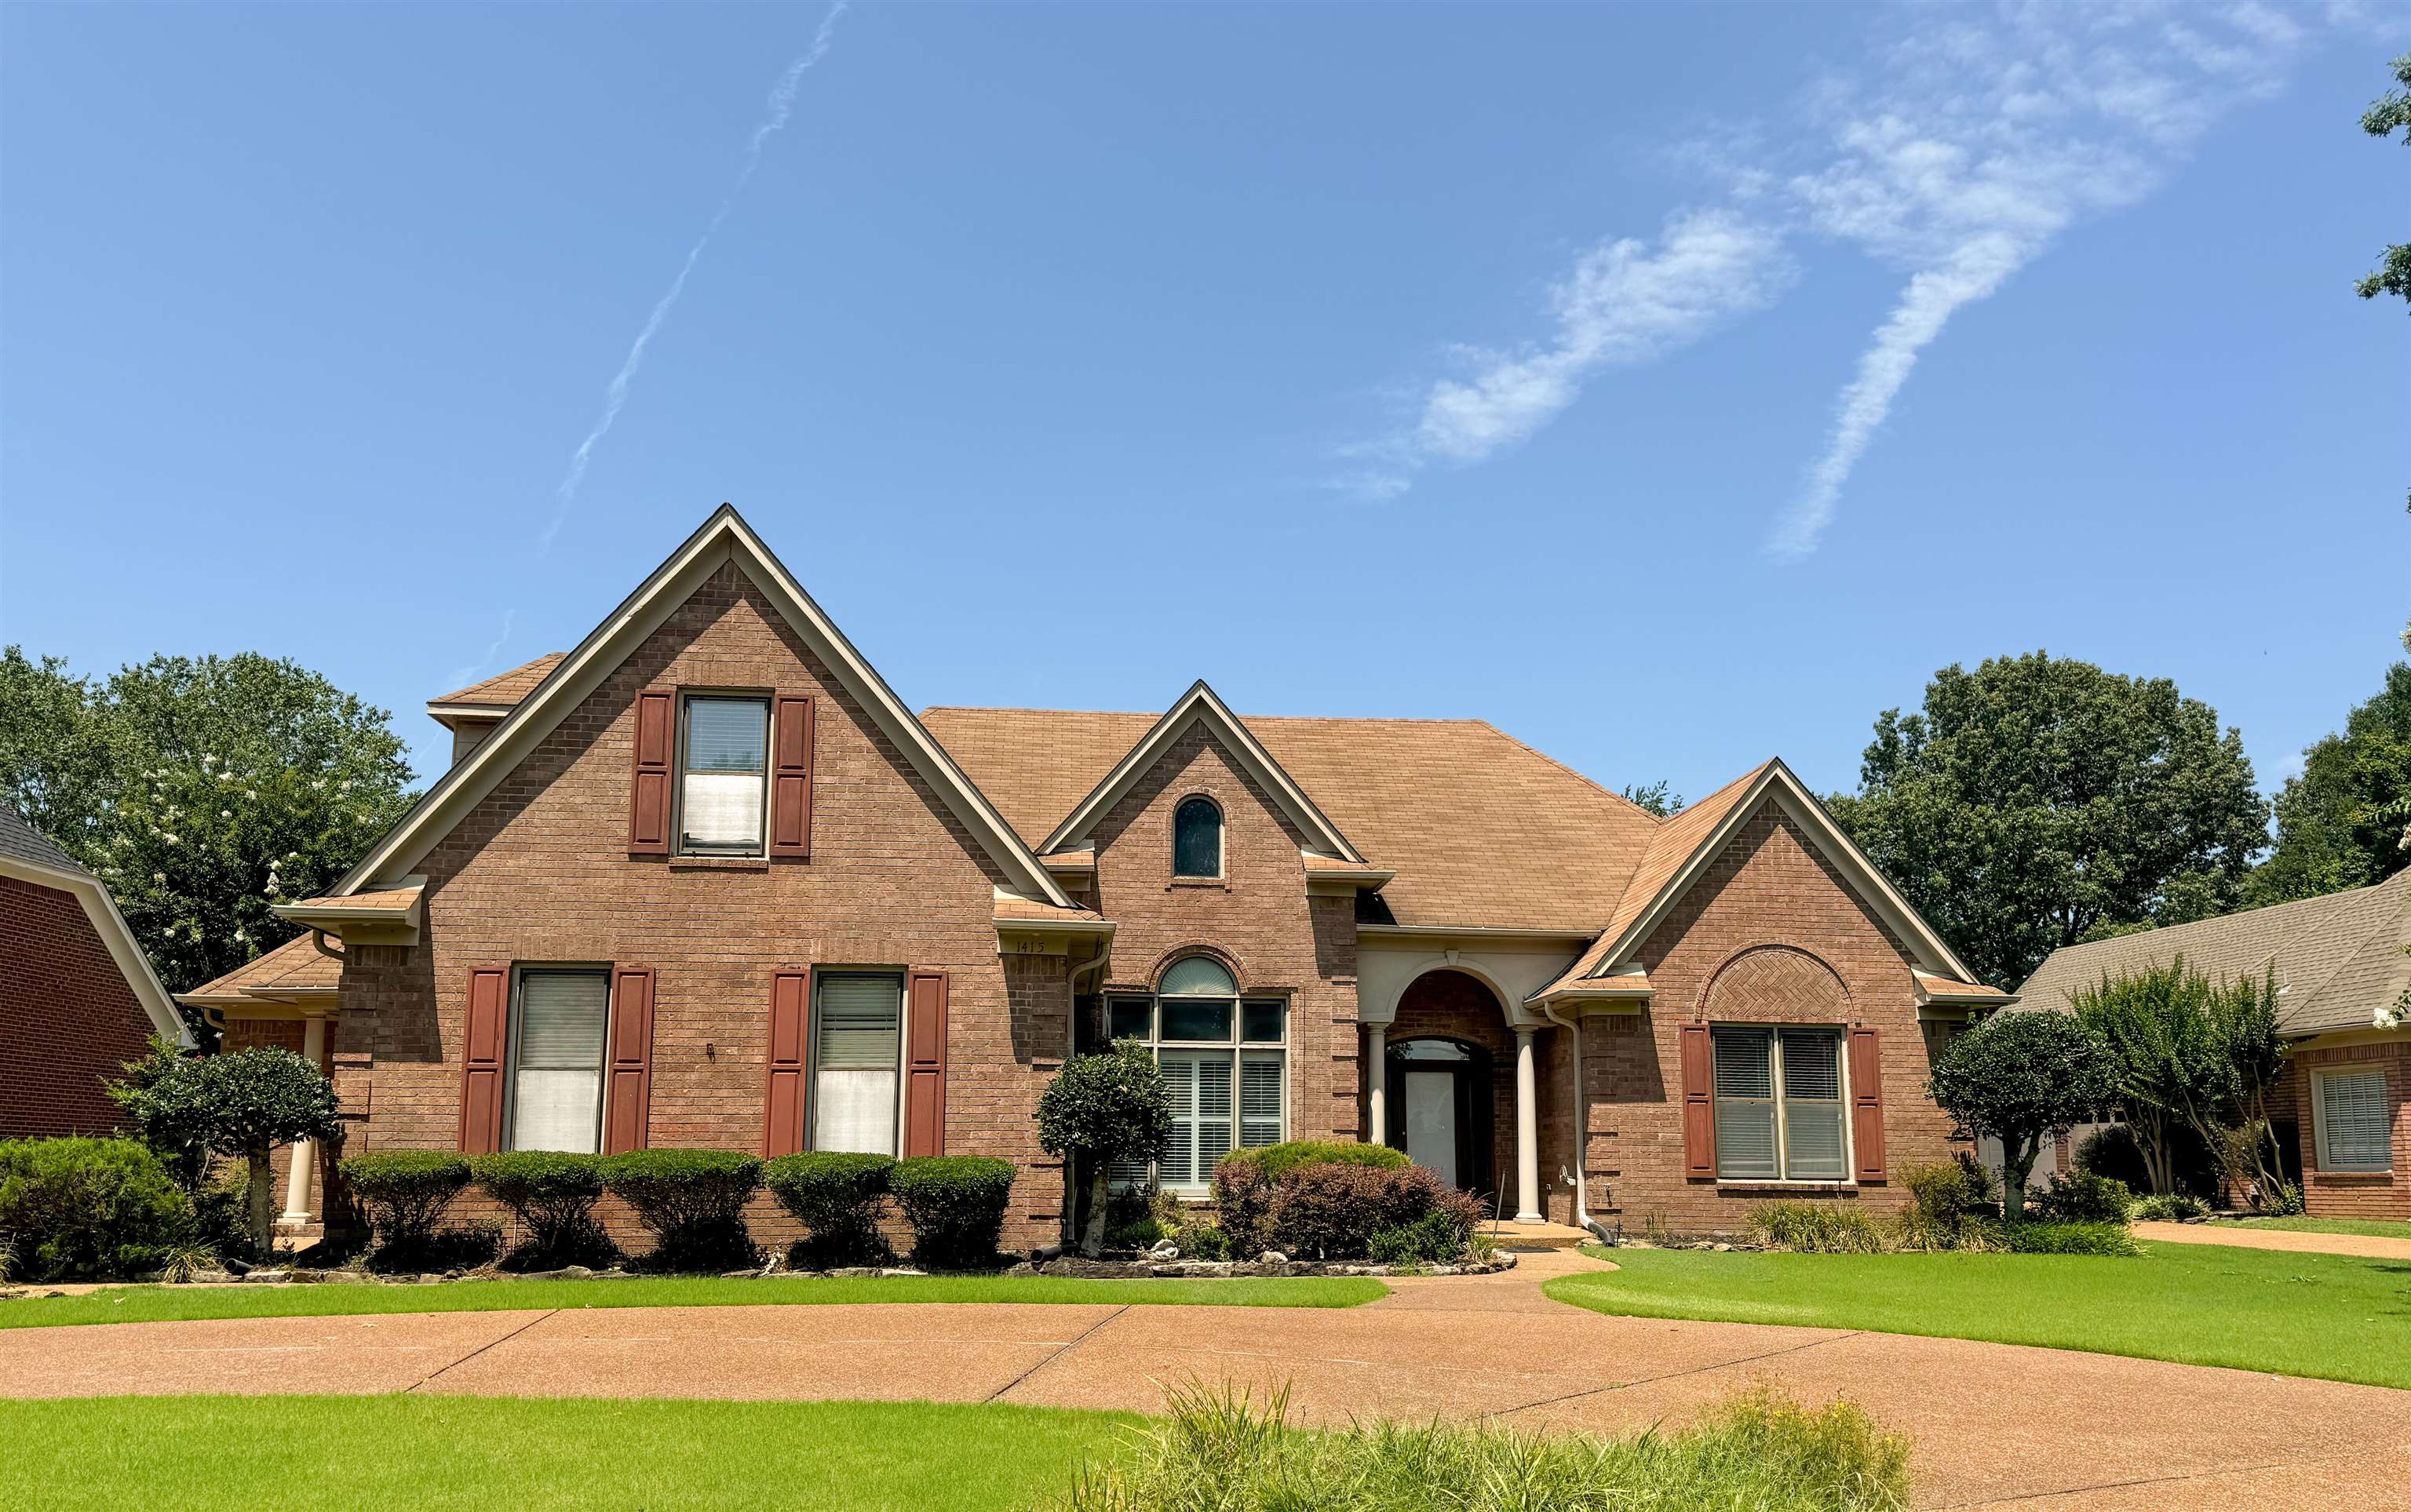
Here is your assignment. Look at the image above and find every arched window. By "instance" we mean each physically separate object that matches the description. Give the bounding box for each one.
[1173,796,1223,878]
[1103,953,1286,1193]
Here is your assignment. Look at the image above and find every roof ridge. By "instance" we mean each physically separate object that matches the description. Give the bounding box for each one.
[2042,871,2402,969]
[1471,720,1665,825]
[2277,869,2411,1009]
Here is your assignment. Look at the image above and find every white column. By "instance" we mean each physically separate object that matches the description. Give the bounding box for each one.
[1365,1023,1388,1145]
[1513,1026,1543,1223]
[281,1017,327,1224]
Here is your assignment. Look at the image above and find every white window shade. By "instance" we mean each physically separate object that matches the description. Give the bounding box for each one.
[510,970,608,1153]
[1713,1028,1777,1181]
[680,696,768,853]
[2318,1070,2391,1173]
[814,973,901,1156]
[1780,1031,1846,1181]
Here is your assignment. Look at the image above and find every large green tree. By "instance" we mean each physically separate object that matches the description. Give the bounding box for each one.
[2249,662,2411,905]
[2358,52,2411,309]
[0,648,416,1001]
[1829,653,2268,988]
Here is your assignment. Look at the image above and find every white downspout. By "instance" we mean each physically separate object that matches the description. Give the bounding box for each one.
[1538,1000,1590,1231]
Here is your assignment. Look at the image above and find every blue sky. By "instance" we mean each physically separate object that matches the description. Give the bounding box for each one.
[3,2,2405,814]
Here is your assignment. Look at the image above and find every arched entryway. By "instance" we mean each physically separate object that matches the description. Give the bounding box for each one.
[1384,1037,1495,1196]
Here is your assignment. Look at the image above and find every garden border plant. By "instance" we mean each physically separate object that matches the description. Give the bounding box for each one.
[470,1152,617,1271]
[764,1151,895,1268]
[338,1152,491,1271]
[889,1156,1016,1269]
[600,1148,762,1273]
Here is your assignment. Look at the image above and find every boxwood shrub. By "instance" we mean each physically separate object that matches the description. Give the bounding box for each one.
[2033,1171,2132,1225]
[889,1156,1016,1268]
[471,1151,617,1270]
[0,1137,193,1281]
[337,1151,475,1266]
[600,1148,762,1272]
[764,1151,895,1267]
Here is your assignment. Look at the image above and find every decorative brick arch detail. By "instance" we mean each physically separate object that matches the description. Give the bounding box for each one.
[1700,944,1851,1023]
[1146,942,1250,992]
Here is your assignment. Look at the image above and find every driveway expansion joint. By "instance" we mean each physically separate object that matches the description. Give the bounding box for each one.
[1484,1330,1865,1422]
[985,1306,1130,1404]
[404,1310,560,1394]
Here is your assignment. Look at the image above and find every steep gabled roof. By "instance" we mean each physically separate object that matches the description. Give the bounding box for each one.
[0,807,191,1046]
[339,507,1073,908]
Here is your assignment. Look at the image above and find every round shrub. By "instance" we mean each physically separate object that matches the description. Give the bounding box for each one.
[1225,1140,1410,1184]
[1270,1162,1477,1261]
[2034,1171,2132,1225]
[600,1148,762,1272]
[338,1151,472,1267]
[0,1137,193,1281]
[471,1151,616,1270]
[1212,1141,1412,1257]
[2131,1191,2209,1222]
[764,1152,895,1267]
[889,1156,1016,1268]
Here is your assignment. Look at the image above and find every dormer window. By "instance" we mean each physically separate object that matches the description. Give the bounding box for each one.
[1173,796,1223,879]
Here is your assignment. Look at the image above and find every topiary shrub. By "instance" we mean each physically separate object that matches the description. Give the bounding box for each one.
[1750,1201,1887,1254]
[1928,1011,2117,1221]
[889,1156,1016,1268]
[1038,1042,1173,1258]
[340,1151,473,1269]
[764,1152,895,1268]
[0,1138,193,1281]
[114,1046,341,1261]
[2034,1171,2132,1225]
[1269,1162,1479,1262]
[600,1148,763,1272]
[471,1152,617,1271]
[2001,1220,2139,1256]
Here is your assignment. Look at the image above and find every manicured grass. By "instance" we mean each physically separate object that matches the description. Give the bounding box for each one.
[2218,1215,2411,1241]
[0,1271,1387,1330]
[1548,1243,2411,1390]
[0,1394,1140,1511]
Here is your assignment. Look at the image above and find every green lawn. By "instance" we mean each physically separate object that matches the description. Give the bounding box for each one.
[0,1395,1139,1511]
[2218,1215,2411,1241]
[1548,1243,2411,1390]
[0,1272,1386,1330]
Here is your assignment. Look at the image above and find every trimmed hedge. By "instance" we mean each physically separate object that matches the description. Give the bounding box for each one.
[338,1152,472,1267]
[889,1156,1016,1268]
[1211,1141,1414,1257]
[2002,1220,2140,1256]
[1220,1140,1410,1184]
[471,1152,617,1270]
[764,1152,895,1267]
[600,1148,762,1272]
[0,1137,192,1281]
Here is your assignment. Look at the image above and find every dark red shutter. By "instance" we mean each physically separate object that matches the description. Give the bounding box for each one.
[458,967,511,1153]
[1849,1026,1887,1182]
[903,970,949,1157]
[770,694,815,859]
[1680,1023,1715,1179]
[763,969,811,1157]
[604,967,655,1154]
[629,688,675,854]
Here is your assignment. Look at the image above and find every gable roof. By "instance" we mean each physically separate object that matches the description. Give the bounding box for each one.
[0,807,191,1047]
[2016,869,2411,1037]
[337,507,1073,908]
[180,930,341,1007]
[428,654,568,728]
[921,705,1664,932]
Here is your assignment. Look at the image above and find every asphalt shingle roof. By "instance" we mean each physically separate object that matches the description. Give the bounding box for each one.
[0,807,86,876]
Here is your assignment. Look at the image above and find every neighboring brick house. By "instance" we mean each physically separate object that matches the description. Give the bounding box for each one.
[2019,872,2411,1219]
[189,507,2006,1245]
[0,807,191,1139]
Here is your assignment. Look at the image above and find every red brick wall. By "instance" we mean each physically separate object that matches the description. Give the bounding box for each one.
[339,563,1072,1248]
[1567,804,1959,1236]
[2293,1037,2410,1219]
[0,874,157,1139]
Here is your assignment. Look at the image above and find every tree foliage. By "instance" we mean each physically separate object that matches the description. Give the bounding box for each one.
[2073,960,2285,1199]
[1619,780,1685,818]
[2358,52,2411,308]
[1039,1040,1173,1256]
[1828,653,2267,988]
[108,1045,341,1257]
[0,648,416,1005]
[1927,1011,2117,1220]
[2249,662,2411,905]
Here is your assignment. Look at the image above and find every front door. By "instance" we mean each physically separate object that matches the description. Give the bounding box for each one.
[1402,1070,1458,1188]
[1384,1037,1494,1197]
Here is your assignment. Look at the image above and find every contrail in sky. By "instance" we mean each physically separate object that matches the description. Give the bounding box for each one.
[537,2,849,552]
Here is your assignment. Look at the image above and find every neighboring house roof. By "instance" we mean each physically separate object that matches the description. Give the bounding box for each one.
[180,930,341,1007]
[0,807,192,1046]
[2016,869,2411,1037]
[426,653,569,729]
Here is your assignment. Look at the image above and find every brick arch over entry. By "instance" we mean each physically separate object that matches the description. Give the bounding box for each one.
[1701,945,1851,1023]
[1390,968,1516,1197]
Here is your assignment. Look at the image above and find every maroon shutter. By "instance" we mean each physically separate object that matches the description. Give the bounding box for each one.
[763,969,811,1157]
[1849,1026,1887,1182]
[1680,1023,1715,1179]
[458,967,511,1153]
[604,967,655,1154]
[903,970,949,1157]
[629,688,675,854]
[769,694,815,859]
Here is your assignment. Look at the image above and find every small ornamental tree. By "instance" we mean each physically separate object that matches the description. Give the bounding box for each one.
[114,1046,341,1257]
[1038,1040,1173,1257]
[1927,1011,2116,1221]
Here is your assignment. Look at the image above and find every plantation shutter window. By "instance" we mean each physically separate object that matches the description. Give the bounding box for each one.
[1158,1051,1233,1187]
[2316,1069,2392,1174]
[1711,1025,1855,1183]
[509,969,611,1153]
[1778,1030,1846,1181]
[1238,1051,1284,1149]
[1711,1028,1779,1181]
[680,695,770,854]
[812,971,902,1157]
[1110,963,1284,1193]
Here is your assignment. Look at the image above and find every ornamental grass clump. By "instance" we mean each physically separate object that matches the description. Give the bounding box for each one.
[1056,1381,1911,1512]
[339,1152,478,1270]
[763,1152,895,1268]
[889,1156,1016,1269]
[1752,1201,1888,1254]
[470,1152,617,1270]
[600,1149,763,1273]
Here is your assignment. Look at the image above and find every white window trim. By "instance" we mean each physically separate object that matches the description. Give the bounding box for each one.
[1170,793,1226,881]
[673,690,771,858]
[2310,1066,2393,1175]
[1712,1022,1855,1186]
[502,963,611,1154]
[808,967,909,1158]
[1107,986,1287,1194]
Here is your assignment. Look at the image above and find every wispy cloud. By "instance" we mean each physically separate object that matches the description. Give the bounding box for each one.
[444,610,516,691]
[537,2,850,552]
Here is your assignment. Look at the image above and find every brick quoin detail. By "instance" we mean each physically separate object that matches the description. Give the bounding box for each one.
[0,875,157,1140]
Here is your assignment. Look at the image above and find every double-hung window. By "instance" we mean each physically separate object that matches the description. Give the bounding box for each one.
[813,971,904,1157]
[679,694,770,855]
[2314,1068,2392,1174]
[1712,1025,1847,1182]
[506,968,611,1153]
[1105,957,1286,1193]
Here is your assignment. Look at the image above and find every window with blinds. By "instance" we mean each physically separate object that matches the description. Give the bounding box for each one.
[2316,1069,2391,1174]
[679,695,769,854]
[509,969,610,1153]
[1102,971,1286,1193]
[813,971,903,1157]
[1712,1025,1848,1182]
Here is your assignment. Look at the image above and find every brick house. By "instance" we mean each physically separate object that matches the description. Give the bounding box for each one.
[2018,871,2411,1219]
[187,507,2008,1245]
[1,807,191,1139]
